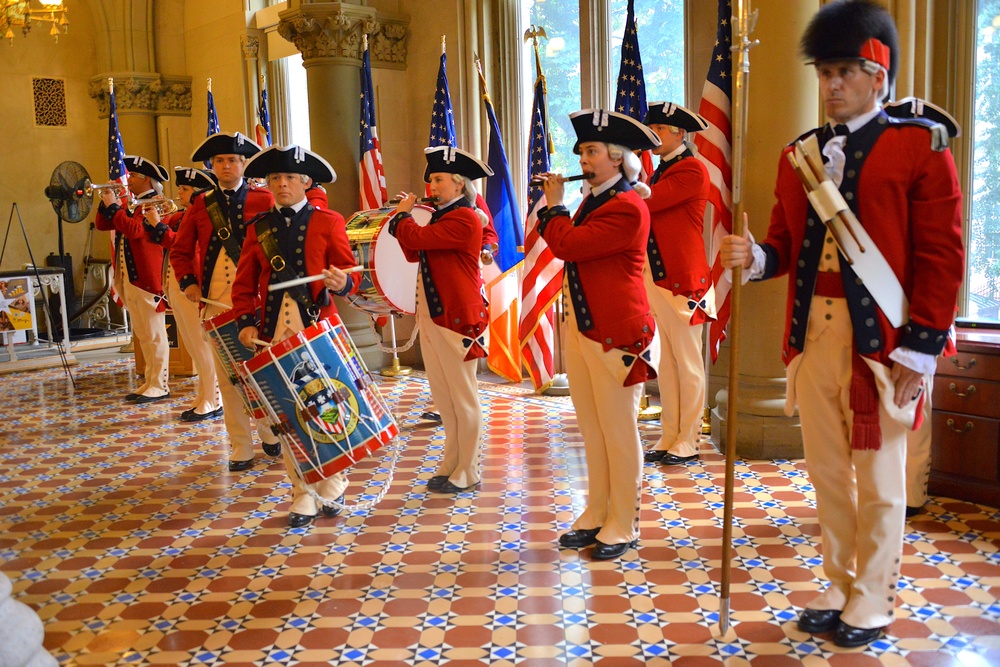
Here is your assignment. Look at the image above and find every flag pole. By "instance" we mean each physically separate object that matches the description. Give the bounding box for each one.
[719,0,758,637]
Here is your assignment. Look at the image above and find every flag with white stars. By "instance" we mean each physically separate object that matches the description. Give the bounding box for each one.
[519,65,564,392]
[106,79,128,307]
[359,39,387,209]
[693,0,734,362]
[205,84,221,168]
[614,0,653,179]
[428,52,457,148]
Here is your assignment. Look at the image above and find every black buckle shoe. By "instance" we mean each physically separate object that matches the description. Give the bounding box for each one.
[558,528,601,549]
[592,540,638,560]
[132,392,171,405]
[420,411,442,423]
[288,512,315,528]
[228,458,254,472]
[651,452,699,465]
[262,441,281,457]
[435,480,478,494]
[797,609,842,634]
[426,475,449,491]
[834,622,884,648]
[320,494,346,518]
[905,504,924,518]
[181,407,223,422]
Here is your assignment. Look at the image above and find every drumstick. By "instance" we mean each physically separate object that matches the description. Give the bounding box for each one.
[200,297,230,309]
[267,266,365,292]
[250,338,270,348]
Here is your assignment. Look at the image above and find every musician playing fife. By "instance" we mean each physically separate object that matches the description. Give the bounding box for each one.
[145,167,223,422]
[232,145,361,528]
[535,110,661,561]
[96,155,172,404]
[171,132,281,471]
[641,103,716,467]
[391,146,492,494]
[720,0,963,647]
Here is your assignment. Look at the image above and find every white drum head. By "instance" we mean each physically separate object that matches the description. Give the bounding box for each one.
[370,205,431,315]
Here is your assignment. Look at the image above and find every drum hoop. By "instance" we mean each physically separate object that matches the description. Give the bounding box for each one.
[368,204,431,315]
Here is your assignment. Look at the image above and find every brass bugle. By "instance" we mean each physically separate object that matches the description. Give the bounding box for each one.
[81,180,128,198]
[387,195,440,205]
[529,172,595,187]
[136,197,181,216]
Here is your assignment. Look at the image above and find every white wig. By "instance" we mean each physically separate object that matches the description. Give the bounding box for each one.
[608,143,651,199]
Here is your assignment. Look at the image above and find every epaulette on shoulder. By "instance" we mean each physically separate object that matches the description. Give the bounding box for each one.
[885,115,950,152]
[787,126,823,148]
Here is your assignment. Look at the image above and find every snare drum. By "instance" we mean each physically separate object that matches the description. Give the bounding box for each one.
[244,315,398,483]
[202,309,268,420]
[344,205,431,315]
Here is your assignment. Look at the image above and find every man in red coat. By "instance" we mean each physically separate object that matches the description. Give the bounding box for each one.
[170,132,279,472]
[145,167,222,422]
[391,146,492,495]
[96,155,171,404]
[232,145,362,528]
[641,103,715,467]
[536,110,661,561]
[721,0,963,647]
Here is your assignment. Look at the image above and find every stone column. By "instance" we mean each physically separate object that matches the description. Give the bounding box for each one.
[277,1,409,368]
[692,0,822,459]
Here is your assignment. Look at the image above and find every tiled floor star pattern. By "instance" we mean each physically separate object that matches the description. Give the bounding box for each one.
[1,356,999,666]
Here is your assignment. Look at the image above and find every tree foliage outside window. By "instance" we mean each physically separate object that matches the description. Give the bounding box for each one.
[525,0,685,201]
[970,1,1000,321]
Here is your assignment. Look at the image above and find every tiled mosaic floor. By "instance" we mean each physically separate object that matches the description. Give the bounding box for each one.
[1,357,999,666]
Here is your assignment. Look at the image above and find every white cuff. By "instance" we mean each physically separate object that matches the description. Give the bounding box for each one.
[889,346,937,376]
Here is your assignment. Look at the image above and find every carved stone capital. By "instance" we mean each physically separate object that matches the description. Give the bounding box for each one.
[242,33,260,60]
[89,73,192,118]
[278,2,408,69]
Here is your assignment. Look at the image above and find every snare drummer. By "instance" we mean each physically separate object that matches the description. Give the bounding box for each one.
[232,145,362,529]
[390,146,492,494]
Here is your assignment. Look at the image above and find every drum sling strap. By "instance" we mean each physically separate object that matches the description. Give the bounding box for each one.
[255,212,316,313]
[205,189,243,265]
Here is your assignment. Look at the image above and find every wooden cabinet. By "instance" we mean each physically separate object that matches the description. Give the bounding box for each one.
[930,329,1000,507]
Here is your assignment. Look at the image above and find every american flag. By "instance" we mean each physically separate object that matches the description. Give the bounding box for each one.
[429,50,457,148]
[106,78,128,307]
[205,80,221,168]
[614,0,654,179]
[255,82,271,148]
[359,39,387,210]
[518,67,564,392]
[693,0,733,362]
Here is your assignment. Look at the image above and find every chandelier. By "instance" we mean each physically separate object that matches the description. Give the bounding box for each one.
[2,0,69,44]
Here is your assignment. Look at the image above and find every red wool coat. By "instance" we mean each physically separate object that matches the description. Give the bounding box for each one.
[539,182,657,384]
[760,118,964,367]
[96,201,167,307]
[646,153,712,300]
[170,183,273,293]
[231,206,361,340]
[391,201,488,359]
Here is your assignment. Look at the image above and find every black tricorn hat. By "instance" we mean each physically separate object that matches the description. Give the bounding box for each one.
[569,109,661,153]
[422,146,494,182]
[190,132,261,162]
[883,97,961,138]
[643,102,709,132]
[124,156,169,183]
[174,166,217,189]
[801,0,899,84]
[243,145,337,184]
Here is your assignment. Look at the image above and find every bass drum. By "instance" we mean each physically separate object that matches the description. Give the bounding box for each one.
[344,205,432,316]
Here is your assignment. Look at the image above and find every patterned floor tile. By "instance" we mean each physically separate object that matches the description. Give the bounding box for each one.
[0,356,999,666]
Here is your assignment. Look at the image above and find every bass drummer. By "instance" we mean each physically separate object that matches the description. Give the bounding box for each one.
[232,144,362,529]
[390,146,492,494]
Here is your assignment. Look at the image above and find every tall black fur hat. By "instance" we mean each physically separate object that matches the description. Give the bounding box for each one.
[800,0,899,84]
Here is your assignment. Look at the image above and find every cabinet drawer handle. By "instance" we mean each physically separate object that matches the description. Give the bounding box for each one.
[946,418,974,433]
[948,383,977,398]
[951,357,977,371]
